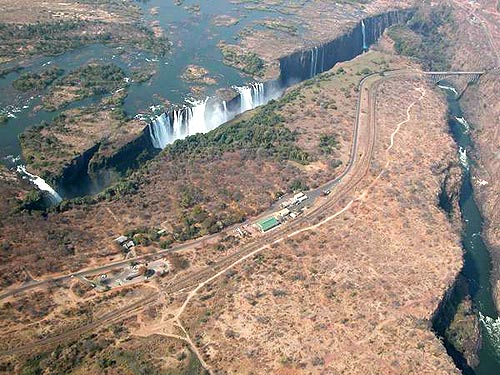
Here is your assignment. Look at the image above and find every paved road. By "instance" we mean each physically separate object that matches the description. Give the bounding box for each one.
[0,68,485,301]
[0,69,390,356]
[1,69,482,356]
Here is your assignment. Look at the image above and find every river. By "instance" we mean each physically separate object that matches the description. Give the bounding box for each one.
[0,0,278,166]
[440,84,500,374]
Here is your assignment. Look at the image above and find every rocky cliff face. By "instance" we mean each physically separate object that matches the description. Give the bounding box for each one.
[52,129,158,198]
[278,10,412,86]
[461,73,500,309]
[434,160,463,225]
[445,2,500,309]
[432,275,480,373]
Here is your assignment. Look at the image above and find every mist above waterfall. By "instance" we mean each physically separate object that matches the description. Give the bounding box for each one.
[148,82,281,150]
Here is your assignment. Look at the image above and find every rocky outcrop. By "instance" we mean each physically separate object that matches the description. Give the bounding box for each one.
[434,160,463,228]
[432,275,480,374]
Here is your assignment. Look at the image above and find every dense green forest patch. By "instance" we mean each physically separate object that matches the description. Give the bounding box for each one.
[387,5,453,70]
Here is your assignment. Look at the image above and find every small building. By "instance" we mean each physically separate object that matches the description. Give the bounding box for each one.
[291,192,308,205]
[280,200,291,209]
[114,235,128,245]
[296,196,308,205]
[256,217,280,233]
[293,192,305,200]
[123,240,135,250]
[276,208,290,220]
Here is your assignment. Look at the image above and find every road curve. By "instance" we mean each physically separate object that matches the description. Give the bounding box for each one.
[0,69,482,301]
[0,69,440,356]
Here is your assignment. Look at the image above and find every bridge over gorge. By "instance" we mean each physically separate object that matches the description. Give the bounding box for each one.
[421,71,486,97]
[424,71,485,84]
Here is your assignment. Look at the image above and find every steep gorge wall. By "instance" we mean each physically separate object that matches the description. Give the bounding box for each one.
[444,3,500,310]
[54,129,158,198]
[55,143,100,198]
[53,9,413,198]
[460,74,500,310]
[278,10,412,86]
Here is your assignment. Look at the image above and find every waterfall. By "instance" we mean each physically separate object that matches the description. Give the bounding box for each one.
[148,113,170,149]
[148,82,275,150]
[310,46,319,78]
[320,47,325,74]
[361,20,367,50]
[182,98,209,135]
[309,46,322,78]
[235,83,266,112]
[148,99,212,149]
[17,165,62,204]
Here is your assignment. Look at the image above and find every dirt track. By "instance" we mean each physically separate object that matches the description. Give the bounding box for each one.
[0,70,426,357]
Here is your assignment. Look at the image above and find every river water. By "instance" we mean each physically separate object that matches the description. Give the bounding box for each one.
[1,1,497,370]
[0,0,277,165]
[441,84,500,374]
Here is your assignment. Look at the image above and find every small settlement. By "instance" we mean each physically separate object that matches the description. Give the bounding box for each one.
[256,191,309,233]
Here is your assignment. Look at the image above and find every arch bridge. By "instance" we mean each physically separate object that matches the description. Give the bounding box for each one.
[420,71,486,97]
[423,71,485,84]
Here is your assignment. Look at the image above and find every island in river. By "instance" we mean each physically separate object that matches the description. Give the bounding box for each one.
[0,0,499,374]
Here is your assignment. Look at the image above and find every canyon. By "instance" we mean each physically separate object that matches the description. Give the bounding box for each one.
[0,0,499,374]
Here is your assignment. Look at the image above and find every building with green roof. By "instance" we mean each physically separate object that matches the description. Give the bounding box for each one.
[256,216,280,232]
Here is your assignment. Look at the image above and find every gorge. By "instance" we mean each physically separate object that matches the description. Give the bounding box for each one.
[142,10,412,170]
[14,8,413,201]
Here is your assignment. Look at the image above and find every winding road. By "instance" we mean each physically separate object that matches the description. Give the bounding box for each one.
[0,69,480,357]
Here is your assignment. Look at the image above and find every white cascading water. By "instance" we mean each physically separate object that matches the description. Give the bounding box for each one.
[147,82,280,150]
[16,165,63,204]
[455,116,471,134]
[182,98,209,135]
[459,146,469,169]
[148,99,208,149]
[148,113,170,149]
[236,82,266,113]
[310,46,319,78]
[479,313,500,358]
[148,85,270,150]
[361,19,367,50]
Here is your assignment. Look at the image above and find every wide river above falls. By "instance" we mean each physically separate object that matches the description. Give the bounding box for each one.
[1,3,498,372]
[0,0,279,164]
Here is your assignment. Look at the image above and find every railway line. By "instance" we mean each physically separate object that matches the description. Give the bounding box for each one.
[0,70,417,357]
[0,69,482,301]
